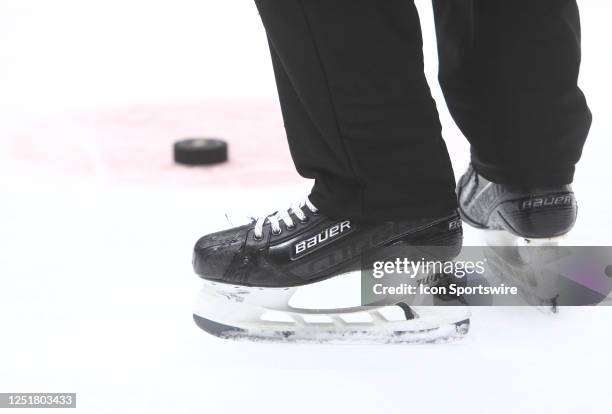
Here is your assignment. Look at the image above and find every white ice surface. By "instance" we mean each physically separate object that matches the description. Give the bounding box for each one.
[1,1,612,413]
[1,175,611,414]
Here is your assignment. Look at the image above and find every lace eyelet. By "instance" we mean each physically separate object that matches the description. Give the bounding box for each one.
[272,229,282,236]
[286,224,296,230]
[298,216,309,224]
[253,234,263,241]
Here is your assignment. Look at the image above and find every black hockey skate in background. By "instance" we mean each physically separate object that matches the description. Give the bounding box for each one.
[457,164,578,312]
[457,165,577,239]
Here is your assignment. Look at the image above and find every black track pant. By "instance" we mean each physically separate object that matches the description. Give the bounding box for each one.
[254,0,591,222]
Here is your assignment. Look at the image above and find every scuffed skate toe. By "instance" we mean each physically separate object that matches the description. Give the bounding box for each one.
[193,225,250,280]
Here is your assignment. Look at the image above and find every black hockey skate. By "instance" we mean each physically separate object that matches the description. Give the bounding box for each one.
[457,164,577,240]
[192,199,470,343]
[457,164,577,312]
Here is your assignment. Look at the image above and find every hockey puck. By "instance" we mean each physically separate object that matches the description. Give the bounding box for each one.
[174,138,228,165]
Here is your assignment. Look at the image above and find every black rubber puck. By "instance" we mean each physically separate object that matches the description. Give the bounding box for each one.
[174,138,228,165]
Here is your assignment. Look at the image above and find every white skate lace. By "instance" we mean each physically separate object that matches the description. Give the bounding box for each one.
[253,199,318,239]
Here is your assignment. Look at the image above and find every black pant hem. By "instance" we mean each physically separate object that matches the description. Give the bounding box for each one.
[309,191,458,224]
[471,160,575,186]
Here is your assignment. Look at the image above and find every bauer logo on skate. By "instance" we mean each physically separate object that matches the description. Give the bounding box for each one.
[520,194,573,210]
[448,218,462,231]
[293,220,352,258]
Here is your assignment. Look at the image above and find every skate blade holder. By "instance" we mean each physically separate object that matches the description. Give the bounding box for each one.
[194,275,470,343]
[485,230,566,248]
[484,230,565,313]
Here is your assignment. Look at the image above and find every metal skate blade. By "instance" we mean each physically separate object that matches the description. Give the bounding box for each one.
[534,297,558,314]
[194,280,470,344]
[193,314,470,344]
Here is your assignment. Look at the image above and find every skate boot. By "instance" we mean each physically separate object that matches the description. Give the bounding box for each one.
[192,199,470,343]
[457,164,577,241]
[457,164,577,311]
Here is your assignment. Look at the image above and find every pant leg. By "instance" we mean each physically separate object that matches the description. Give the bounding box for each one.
[255,0,457,222]
[433,0,592,186]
